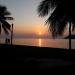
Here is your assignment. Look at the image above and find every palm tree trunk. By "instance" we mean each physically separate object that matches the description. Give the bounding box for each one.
[11,24,13,45]
[69,22,71,50]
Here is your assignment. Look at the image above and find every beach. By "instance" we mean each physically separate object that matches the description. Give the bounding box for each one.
[0,0,75,74]
[1,44,75,73]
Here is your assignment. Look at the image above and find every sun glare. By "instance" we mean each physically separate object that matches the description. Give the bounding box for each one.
[39,32,42,35]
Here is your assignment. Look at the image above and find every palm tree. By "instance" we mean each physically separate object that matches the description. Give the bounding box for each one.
[11,23,13,45]
[37,0,75,50]
[0,5,13,35]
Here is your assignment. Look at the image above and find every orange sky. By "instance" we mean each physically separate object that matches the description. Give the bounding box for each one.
[0,0,75,38]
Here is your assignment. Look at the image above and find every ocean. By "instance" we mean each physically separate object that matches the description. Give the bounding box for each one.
[0,38,75,49]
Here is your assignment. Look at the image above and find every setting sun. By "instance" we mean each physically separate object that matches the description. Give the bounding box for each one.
[39,32,42,35]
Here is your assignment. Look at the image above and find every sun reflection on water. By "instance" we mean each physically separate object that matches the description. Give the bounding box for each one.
[39,38,41,47]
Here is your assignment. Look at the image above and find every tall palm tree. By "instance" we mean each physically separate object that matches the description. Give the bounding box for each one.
[0,5,13,35]
[11,23,13,45]
[37,0,75,50]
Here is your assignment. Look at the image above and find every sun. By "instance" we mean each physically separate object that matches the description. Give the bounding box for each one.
[39,32,42,35]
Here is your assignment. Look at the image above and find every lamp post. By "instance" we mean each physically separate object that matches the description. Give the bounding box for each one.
[11,23,13,45]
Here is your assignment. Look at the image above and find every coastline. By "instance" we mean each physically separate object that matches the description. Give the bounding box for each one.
[1,44,75,60]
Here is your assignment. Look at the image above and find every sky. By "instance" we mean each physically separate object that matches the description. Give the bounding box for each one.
[0,0,75,38]
[0,0,49,36]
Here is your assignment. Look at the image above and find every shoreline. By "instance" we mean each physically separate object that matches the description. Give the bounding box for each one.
[1,44,75,59]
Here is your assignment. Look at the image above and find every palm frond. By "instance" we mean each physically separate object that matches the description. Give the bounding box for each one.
[1,20,11,30]
[45,4,68,37]
[37,0,62,17]
[38,0,51,17]
[0,5,7,12]
[0,5,14,35]
[37,0,75,38]
[3,11,11,16]
[0,5,14,20]
[2,24,9,35]
[5,17,14,20]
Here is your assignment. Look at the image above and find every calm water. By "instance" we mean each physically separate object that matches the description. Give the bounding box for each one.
[0,38,75,49]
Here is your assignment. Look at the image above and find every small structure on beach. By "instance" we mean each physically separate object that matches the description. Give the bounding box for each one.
[64,35,75,39]
[5,38,10,44]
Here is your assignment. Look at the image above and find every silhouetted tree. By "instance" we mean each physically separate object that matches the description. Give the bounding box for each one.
[37,0,75,50]
[0,5,13,35]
